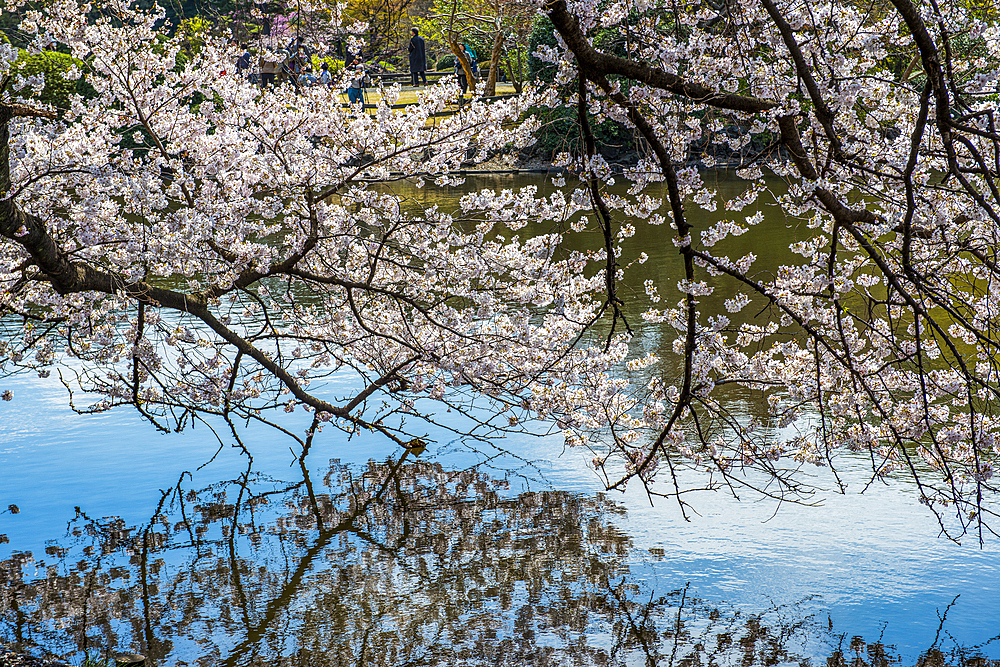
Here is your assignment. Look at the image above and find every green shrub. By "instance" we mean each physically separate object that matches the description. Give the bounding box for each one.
[527,16,558,82]
[526,16,628,83]
[312,55,345,73]
[528,102,631,156]
[13,49,94,111]
[436,54,455,71]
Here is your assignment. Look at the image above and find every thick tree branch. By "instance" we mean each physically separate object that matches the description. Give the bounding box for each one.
[544,0,777,113]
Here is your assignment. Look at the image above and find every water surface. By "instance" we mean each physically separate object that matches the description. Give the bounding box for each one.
[2,174,999,665]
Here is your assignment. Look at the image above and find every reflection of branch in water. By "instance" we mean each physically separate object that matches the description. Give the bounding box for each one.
[668,583,686,667]
[2,458,998,667]
[609,580,662,667]
[220,451,416,667]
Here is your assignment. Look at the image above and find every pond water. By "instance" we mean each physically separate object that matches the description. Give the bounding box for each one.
[1,174,999,666]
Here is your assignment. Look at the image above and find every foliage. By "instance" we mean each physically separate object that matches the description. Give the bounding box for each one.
[527,15,556,81]
[528,102,631,158]
[312,55,346,74]
[10,49,92,112]
[960,0,1000,19]
[525,15,630,155]
[175,15,218,67]
[178,15,215,51]
[436,53,455,71]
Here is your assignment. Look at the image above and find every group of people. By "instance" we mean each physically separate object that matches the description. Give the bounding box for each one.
[235,27,481,105]
[298,58,367,102]
[235,36,368,102]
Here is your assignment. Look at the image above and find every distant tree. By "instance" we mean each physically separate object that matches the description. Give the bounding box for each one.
[421,0,534,95]
[341,0,414,60]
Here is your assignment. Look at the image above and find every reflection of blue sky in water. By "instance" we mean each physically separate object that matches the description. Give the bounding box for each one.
[2,173,998,662]
[530,432,1000,659]
[1,370,998,663]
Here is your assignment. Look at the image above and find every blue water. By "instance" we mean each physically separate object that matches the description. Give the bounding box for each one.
[2,369,999,664]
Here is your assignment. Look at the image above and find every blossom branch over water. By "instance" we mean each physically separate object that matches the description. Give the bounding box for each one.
[1,0,1000,540]
[536,0,1000,540]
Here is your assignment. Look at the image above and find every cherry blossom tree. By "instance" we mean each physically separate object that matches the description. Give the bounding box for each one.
[2,0,1000,542]
[0,0,620,453]
[532,0,1000,541]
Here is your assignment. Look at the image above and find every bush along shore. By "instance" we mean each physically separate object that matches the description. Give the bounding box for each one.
[0,647,72,667]
[0,646,145,667]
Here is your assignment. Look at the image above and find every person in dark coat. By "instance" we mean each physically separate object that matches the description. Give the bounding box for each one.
[235,45,251,74]
[408,28,427,86]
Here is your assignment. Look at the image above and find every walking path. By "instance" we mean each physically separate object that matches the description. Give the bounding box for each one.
[347,81,518,105]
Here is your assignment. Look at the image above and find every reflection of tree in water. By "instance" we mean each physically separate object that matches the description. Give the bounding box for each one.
[2,454,998,666]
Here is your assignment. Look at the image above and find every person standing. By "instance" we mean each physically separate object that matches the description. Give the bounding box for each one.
[259,58,280,88]
[408,28,427,86]
[346,59,365,104]
[455,43,477,105]
[463,43,478,77]
[318,61,333,87]
[235,44,251,78]
[455,54,468,103]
